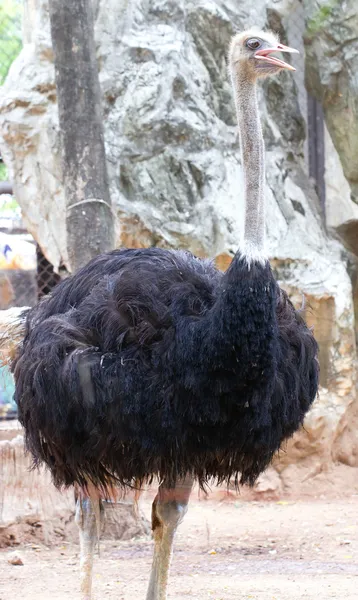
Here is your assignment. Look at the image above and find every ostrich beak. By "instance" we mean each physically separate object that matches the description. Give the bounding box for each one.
[255,43,299,71]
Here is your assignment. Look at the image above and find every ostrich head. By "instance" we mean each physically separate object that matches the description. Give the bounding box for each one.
[229,29,298,80]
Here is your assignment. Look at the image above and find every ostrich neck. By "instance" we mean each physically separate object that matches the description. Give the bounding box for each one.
[232,69,266,259]
[176,69,273,366]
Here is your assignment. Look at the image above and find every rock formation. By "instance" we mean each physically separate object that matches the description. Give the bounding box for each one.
[303,0,358,349]
[304,0,358,204]
[0,0,357,498]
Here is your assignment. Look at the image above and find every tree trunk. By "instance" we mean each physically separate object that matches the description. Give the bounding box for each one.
[48,0,114,272]
[46,1,142,538]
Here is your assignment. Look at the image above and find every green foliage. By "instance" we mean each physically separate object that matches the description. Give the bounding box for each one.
[0,195,20,214]
[0,161,20,214]
[306,0,339,36]
[0,2,21,214]
[0,0,23,85]
[0,162,7,181]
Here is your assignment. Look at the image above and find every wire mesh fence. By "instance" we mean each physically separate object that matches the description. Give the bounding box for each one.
[0,237,63,306]
[0,238,63,420]
[36,245,62,299]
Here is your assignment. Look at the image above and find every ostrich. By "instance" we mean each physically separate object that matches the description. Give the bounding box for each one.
[5,29,318,600]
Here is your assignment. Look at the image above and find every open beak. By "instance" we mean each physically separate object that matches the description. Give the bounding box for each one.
[254,43,299,71]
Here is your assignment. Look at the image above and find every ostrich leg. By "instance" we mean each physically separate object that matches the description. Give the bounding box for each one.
[146,477,194,600]
[75,488,104,600]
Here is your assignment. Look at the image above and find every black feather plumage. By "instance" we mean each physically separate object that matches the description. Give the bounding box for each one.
[12,247,319,491]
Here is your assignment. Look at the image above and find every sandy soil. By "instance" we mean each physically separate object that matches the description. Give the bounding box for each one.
[1,492,358,600]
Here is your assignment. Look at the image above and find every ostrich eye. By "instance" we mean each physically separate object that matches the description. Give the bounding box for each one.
[246,38,261,50]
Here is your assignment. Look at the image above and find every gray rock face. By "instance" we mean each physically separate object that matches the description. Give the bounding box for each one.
[304,0,358,203]
[0,0,357,491]
[303,0,358,378]
[325,125,358,232]
[1,0,329,268]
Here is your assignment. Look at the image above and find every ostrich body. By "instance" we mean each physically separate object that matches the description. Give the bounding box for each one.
[10,30,318,599]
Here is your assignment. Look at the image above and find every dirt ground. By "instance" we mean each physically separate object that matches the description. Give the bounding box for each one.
[1,490,358,600]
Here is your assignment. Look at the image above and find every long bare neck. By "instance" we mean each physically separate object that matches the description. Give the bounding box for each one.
[231,68,266,261]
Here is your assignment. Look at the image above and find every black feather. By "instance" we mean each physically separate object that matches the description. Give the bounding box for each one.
[12,248,319,491]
